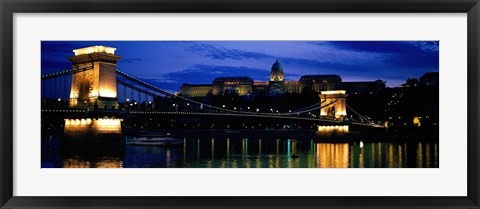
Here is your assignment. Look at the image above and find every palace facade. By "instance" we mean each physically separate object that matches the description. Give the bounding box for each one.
[180,60,384,97]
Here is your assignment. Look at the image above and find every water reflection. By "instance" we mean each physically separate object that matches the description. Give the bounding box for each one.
[41,134,439,168]
[316,143,349,168]
[63,157,123,168]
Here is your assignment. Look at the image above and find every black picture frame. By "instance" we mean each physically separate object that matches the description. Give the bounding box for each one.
[1,0,479,208]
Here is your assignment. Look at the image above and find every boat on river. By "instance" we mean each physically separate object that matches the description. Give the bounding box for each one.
[126,132,183,146]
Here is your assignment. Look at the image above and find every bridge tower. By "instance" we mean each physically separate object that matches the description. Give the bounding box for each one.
[319,90,347,119]
[68,46,121,109]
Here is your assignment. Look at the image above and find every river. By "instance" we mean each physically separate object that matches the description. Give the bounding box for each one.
[41,132,438,168]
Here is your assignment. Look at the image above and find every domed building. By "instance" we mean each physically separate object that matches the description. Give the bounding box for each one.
[269,59,285,94]
[179,59,375,97]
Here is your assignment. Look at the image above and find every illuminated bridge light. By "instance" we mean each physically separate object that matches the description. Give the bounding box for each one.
[320,90,346,95]
[317,125,350,135]
[73,46,116,56]
[76,118,122,133]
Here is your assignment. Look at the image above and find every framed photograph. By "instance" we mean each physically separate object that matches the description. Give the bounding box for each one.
[1,0,479,208]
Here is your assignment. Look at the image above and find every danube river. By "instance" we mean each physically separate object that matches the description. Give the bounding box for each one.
[41,132,438,168]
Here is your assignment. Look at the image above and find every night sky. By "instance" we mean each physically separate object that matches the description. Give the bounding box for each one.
[41,41,439,92]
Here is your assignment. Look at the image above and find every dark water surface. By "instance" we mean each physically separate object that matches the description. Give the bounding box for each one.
[41,133,438,168]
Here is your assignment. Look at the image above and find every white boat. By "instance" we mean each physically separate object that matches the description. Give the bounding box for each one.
[126,136,182,146]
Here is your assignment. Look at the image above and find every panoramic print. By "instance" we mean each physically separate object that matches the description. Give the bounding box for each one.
[41,41,439,168]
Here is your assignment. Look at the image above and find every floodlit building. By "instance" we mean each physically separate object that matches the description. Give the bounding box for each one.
[180,84,213,97]
[179,60,367,97]
[299,75,342,92]
[68,46,121,109]
[212,77,254,96]
[268,59,285,94]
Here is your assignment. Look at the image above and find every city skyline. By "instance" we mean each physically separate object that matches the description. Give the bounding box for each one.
[41,41,439,92]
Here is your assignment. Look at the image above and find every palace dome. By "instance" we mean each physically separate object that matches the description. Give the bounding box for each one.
[271,59,283,73]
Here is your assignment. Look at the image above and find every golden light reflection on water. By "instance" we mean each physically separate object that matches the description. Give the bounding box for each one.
[398,144,403,167]
[63,157,123,168]
[211,138,215,161]
[377,143,382,167]
[387,143,394,168]
[226,138,230,161]
[359,144,365,168]
[369,143,375,168]
[425,143,431,168]
[53,137,438,168]
[417,142,423,168]
[316,143,350,168]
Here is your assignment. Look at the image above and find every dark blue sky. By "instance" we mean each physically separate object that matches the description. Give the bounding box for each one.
[41,41,439,92]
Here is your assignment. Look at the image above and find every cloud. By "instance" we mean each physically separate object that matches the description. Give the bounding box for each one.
[406,41,439,53]
[310,41,439,77]
[141,65,290,92]
[164,65,271,82]
[187,43,273,60]
[280,57,373,74]
[321,41,438,54]
[185,42,386,76]
[185,43,371,77]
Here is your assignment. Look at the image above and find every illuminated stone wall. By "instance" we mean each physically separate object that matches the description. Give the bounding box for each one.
[68,46,121,109]
[319,90,348,119]
[212,77,254,96]
[180,84,213,97]
[284,81,300,93]
[69,63,95,102]
[299,75,342,92]
[98,62,117,98]
[212,84,253,96]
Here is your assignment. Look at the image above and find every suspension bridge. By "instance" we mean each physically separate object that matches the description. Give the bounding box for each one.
[41,46,384,132]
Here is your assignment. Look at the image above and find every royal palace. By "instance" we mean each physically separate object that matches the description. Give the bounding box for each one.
[180,60,386,97]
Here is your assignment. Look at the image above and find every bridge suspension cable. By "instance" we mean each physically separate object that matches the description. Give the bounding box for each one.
[40,62,384,127]
[117,80,158,98]
[41,65,93,80]
[43,67,378,126]
[116,69,341,115]
[260,99,336,116]
[42,67,331,115]
[346,104,374,124]
[116,70,242,113]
